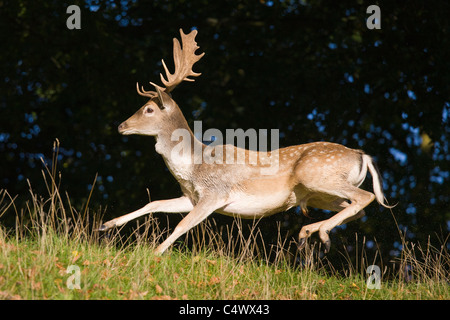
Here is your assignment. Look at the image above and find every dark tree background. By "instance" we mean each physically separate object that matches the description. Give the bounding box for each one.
[1,0,449,270]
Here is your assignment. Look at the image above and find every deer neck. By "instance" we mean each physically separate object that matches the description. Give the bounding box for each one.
[154,116,204,181]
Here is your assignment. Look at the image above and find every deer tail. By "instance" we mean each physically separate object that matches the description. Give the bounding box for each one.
[364,155,396,209]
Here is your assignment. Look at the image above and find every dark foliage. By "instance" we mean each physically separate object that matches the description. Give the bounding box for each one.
[1,0,449,269]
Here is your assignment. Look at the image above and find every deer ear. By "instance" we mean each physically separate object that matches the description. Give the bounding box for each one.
[154,86,173,110]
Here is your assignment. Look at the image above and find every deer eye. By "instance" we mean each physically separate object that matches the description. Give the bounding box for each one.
[145,107,154,114]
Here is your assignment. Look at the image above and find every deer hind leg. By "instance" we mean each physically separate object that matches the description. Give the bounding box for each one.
[318,188,374,252]
[298,189,373,252]
[298,198,349,250]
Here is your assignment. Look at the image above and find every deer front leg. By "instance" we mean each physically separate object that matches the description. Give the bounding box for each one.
[98,196,193,231]
[154,198,225,255]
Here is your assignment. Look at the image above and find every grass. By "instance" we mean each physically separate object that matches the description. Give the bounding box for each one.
[0,145,448,300]
[0,220,448,300]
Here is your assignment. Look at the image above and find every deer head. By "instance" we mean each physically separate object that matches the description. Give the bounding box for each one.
[118,29,205,137]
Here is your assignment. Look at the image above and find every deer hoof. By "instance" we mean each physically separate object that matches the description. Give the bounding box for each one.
[97,224,108,232]
[298,237,307,250]
[97,220,116,231]
[323,240,331,253]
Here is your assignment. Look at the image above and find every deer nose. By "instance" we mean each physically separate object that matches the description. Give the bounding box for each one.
[118,122,127,132]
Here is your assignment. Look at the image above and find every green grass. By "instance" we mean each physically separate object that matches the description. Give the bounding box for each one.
[0,152,448,300]
[0,225,448,300]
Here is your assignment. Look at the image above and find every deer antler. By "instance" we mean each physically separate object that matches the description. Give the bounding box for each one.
[155,28,205,93]
[137,28,205,98]
[136,82,157,98]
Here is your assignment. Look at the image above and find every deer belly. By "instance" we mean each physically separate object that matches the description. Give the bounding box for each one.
[217,191,294,218]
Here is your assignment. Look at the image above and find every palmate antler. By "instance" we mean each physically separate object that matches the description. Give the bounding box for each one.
[137,29,205,98]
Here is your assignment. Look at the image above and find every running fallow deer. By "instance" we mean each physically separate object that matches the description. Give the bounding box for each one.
[99,29,393,254]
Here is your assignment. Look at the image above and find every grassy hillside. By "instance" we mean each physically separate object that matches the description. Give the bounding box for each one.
[0,162,448,300]
[0,225,448,300]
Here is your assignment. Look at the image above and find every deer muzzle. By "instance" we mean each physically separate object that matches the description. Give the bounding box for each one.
[118,121,128,134]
